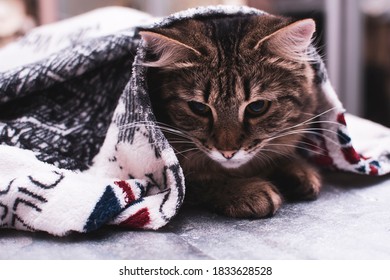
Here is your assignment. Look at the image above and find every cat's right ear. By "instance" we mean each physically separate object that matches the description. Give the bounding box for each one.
[254,19,316,62]
[140,31,201,69]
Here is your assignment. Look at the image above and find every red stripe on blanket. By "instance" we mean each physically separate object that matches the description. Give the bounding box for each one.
[341,146,361,164]
[120,208,150,228]
[312,154,334,166]
[337,113,347,126]
[115,180,136,203]
[369,164,379,175]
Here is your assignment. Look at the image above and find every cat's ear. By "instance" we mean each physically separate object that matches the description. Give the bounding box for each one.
[255,19,316,62]
[140,31,201,68]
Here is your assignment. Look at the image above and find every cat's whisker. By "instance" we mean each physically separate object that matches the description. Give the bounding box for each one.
[267,128,341,146]
[166,139,198,148]
[271,107,339,137]
[296,139,330,154]
[117,121,198,158]
[300,107,339,124]
[296,128,342,144]
[157,126,194,140]
[188,150,206,164]
[168,145,196,158]
[154,121,185,130]
[117,124,183,139]
[272,127,341,139]
[264,147,296,159]
[265,143,327,156]
[302,120,345,127]
[300,112,316,117]
[178,149,205,168]
[117,122,165,132]
[159,130,192,140]
[166,140,195,145]
[252,151,273,167]
[256,148,292,166]
[177,148,200,154]
[117,120,194,140]
[150,120,186,131]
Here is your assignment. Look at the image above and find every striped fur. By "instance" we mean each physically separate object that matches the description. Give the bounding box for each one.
[143,14,321,218]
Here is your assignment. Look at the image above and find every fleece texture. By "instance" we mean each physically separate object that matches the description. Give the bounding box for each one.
[0,6,389,236]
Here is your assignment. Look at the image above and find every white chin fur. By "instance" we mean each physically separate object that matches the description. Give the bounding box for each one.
[209,150,253,169]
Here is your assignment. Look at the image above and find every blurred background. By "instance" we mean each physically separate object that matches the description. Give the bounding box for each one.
[0,0,389,127]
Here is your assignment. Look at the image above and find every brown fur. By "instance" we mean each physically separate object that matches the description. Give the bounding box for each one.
[143,14,321,218]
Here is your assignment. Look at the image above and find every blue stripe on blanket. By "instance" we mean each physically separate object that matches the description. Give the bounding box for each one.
[84,185,121,232]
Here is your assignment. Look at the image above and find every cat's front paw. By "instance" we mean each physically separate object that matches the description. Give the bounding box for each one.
[214,179,282,218]
[272,160,322,201]
[293,166,321,200]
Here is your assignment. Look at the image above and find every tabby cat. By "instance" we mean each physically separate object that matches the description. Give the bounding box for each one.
[141,13,321,218]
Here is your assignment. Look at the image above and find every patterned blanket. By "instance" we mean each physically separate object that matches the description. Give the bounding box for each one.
[0,6,389,236]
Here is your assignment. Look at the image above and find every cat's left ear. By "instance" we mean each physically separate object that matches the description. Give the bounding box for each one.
[255,19,316,61]
[140,31,201,69]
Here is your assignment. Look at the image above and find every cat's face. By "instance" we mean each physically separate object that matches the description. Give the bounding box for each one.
[143,15,318,169]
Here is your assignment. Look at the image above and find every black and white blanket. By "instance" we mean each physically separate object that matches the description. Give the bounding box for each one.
[0,6,389,236]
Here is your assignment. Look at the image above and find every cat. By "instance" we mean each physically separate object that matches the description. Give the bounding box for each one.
[141,12,322,218]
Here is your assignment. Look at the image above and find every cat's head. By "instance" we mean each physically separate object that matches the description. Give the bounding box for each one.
[142,14,318,169]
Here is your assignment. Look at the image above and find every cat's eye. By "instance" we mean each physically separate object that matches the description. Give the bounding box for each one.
[245,100,271,117]
[188,101,211,116]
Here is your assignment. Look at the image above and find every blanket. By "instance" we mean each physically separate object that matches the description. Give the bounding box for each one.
[0,6,389,236]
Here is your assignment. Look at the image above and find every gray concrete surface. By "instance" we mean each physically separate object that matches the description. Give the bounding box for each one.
[0,172,389,260]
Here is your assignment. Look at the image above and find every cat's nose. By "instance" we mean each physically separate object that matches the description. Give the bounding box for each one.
[220,150,237,160]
